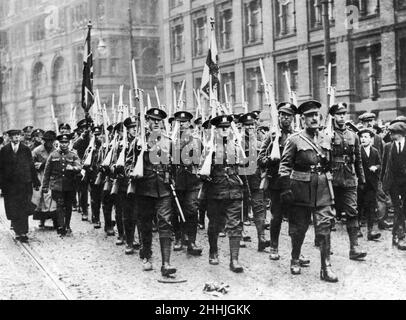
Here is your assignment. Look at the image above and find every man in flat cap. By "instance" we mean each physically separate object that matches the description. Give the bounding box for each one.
[258,102,309,263]
[239,112,270,252]
[359,112,384,156]
[382,121,406,250]
[357,127,382,241]
[32,130,57,229]
[203,114,244,273]
[31,129,44,151]
[42,134,81,236]
[279,100,337,282]
[0,129,40,242]
[172,110,203,256]
[330,102,367,261]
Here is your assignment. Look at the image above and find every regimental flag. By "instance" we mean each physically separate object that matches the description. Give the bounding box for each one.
[81,23,94,113]
[200,18,220,100]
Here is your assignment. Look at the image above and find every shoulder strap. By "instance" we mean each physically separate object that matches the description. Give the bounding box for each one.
[298,134,324,157]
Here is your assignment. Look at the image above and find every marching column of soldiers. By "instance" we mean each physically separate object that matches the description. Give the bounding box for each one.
[1,96,406,283]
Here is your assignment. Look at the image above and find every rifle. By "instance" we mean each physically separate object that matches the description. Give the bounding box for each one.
[259,58,281,160]
[128,59,146,179]
[50,104,59,135]
[169,179,186,223]
[325,62,335,138]
[241,85,248,114]
[284,71,301,132]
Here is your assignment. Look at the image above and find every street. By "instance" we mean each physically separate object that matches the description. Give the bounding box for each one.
[0,198,405,300]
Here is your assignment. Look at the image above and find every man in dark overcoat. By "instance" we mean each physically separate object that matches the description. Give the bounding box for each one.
[0,129,40,242]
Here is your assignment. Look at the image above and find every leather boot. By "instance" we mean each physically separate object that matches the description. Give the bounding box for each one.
[208,233,219,265]
[160,238,177,277]
[255,219,270,252]
[348,227,367,260]
[290,259,301,275]
[187,229,202,256]
[319,235,338,283]
[367,215,381,241]
[269,240,280,261]
[229,237,243,273]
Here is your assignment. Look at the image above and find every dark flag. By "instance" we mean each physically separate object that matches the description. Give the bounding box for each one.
[81,22,94,115]
[200,18,219,100]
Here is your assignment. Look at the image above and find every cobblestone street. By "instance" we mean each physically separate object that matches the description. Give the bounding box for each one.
[0,198,405,300]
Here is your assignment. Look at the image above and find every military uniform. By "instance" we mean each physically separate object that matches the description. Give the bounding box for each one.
[172,111,203,255]
[279,100,337,282]
[42,134,81,235]
[239,112,270,252]
[330,103,366,260]
[258,102,296,260]
[133,108,177,276]
[204,115,244,273]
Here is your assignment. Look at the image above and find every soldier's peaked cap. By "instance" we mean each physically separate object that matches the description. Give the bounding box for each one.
[194,116,202,125]
[359,112,376,122]
[146,108,167,121]
[329,102,348,115]
[57,133,72,142]
[239,112,256,126]
[252,110,262,118]
[174,111,193,122]
[277,102,297,115]
[389,116,406,126]
[76,119,89,128]
[114,122,124,132]
[7,129,21,136]
[211,115,233,128]
[124,116,138,128]
[92,126,102,135]
[298,100,322,115]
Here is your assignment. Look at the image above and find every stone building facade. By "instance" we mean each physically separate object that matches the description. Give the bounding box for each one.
[160,0,406,122]
[0,0,160,131]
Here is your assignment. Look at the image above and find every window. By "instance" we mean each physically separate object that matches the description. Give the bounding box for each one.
[399,38,406,96]
[33,62,47,96]
[309,0,322,29]
[73,47,83,81]
[312,55,336,105]
[11,25,24,49]
[0,1,10,19]
[356,44,381,100]
[244,0,263,44]
[31,17,45,42]
[221,71,235,105]
[110,39,120,75]
[99,58,108,76]
[275,0,296,37]
[170,0,183,9]
[171,21,184,62]
[245,66,263,111]
[277,60,299,103]
[142,47,158,75]
[349,0,379,17]
[14,68,27,93]
[217,3,233,51]
[53,57,68,93]
[96,0,106,21]
[192,14,207,57]
[71,2,89,30]
[397,0,406,10]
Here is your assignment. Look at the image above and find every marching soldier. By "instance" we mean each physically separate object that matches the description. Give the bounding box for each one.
[59,123,72,135]
[258,102,311,263]
[21,125,34,149]
[239,112,270,252]
[73,119,91,221]
[203,115,244,273]
[279,100,338,282]
[330,103,367,261]
[133,108,177,276]
[172,111,203,256]
[83,126,104,229]
[42,134,81,236]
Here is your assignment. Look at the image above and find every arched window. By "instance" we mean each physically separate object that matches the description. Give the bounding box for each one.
[53,56,68,93]
[142,47,158,75]
[32,62,47,96]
